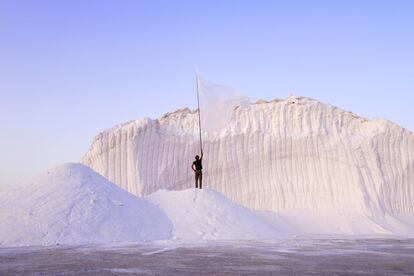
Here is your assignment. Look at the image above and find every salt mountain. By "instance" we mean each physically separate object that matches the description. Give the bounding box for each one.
[82,96,414,221]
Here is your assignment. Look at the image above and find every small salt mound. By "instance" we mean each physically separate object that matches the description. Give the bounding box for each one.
[0,163,172,246]
[146,188,281,240]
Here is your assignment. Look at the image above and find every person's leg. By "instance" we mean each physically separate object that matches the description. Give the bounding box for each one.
[199,172,203,189]
[195,172,198,188]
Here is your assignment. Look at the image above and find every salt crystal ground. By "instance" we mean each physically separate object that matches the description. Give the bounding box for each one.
[1,239,414,275]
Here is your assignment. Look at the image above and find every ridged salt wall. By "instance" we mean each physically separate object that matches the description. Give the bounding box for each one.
[82,96,414,215]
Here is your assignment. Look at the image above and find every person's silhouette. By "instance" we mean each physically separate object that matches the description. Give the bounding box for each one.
[191,149,203,189]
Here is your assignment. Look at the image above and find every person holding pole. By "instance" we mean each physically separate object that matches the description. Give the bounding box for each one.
[193,67,204,189]
[192,149,203,189]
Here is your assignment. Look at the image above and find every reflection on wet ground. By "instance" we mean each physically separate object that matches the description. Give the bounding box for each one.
[1,239,414,275]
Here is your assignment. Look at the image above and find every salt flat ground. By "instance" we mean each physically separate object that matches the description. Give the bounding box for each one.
[1,239,413,275]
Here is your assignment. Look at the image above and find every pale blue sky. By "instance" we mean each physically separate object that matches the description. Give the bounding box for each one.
[1,0,413,188]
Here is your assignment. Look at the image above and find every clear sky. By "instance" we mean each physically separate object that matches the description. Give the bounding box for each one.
[1,0,413,189]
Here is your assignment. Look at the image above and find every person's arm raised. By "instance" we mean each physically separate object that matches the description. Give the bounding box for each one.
[201,149,204,160]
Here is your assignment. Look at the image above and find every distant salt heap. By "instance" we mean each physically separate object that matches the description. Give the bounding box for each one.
[0,163,172,246]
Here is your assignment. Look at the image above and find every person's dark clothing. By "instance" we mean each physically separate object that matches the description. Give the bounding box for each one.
[195,170,202,189]
[193,159,202,170]
[193,158,203,189]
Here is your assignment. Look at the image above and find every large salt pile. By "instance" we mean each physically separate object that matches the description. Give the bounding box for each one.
[0,163,172,246]
[146,188,282,240]
[82,96,414,233]
[81,96,414,217]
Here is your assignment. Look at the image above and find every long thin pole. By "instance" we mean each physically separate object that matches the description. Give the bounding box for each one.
[195,68,203,153]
